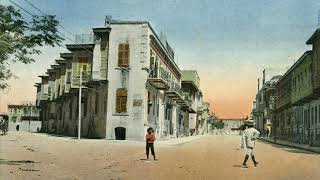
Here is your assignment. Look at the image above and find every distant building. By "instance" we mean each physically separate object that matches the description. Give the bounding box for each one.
[220,118,246,134]
[181,70,203,135]
[198,102,210,134]
[255,27,320,147]
[7,102,40,132]
[253,74,282,136]
[274,51,319,145]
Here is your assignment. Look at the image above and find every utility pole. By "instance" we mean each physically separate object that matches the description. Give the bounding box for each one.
[78,68,83,140]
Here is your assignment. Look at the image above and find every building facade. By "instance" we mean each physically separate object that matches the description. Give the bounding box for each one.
[7,103,40,132]
[181,70,203,135]
[251,28,320,146]
[306,28,320,146]
[36,20,212,141]
[290,51,314,144]
[220,118,245,135]
[253,75,281,136]
[263,28,320,146]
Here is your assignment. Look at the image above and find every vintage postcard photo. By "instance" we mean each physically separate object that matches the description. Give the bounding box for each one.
[0,0,319,179]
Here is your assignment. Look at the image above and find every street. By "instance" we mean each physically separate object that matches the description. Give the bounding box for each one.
[0,132,319,180]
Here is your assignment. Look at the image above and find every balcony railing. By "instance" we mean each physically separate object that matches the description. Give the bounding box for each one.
[71,74,91,88]
[147,69,170,90]
[166,83,183,101]
[197,106,204,113]
[74,34,94,44]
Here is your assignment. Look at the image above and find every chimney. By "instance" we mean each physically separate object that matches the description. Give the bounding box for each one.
[263,69,266,85]
[257,78,260,92]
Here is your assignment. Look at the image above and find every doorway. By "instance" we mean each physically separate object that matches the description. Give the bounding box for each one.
[115,127,126,140]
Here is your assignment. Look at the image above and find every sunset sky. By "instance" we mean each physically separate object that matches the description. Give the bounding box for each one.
[0,0,319,118]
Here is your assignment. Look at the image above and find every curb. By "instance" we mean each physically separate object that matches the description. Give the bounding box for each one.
[258,138,320,154]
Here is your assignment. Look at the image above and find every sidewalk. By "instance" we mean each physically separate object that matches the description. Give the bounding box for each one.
[157,135,205,147]
[1,131,204,147]
[259,137,320,153]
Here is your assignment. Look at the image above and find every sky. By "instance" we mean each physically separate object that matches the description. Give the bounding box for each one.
[0,0,319,118]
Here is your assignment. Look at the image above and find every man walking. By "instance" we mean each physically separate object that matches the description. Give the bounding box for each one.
[146,127,156,160]
[241,120,260,168]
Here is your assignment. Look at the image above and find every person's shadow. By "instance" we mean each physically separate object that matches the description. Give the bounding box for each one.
[139,158,158,161]
[139,158,148,161]
[233,165,242,168]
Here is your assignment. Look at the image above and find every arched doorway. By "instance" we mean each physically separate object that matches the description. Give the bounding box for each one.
[115,127,126,140]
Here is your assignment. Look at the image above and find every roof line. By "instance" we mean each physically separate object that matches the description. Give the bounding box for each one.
[276,50,312,84]
[109,20,181,74]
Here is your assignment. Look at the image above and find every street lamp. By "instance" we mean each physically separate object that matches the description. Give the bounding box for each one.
[271,96,278,142]
[78,68,83,140]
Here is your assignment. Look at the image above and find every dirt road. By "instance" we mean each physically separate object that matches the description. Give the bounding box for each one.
[1,132,319,180]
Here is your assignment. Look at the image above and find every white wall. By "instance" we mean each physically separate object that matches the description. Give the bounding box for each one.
[106,23,150,141]
[9,121,41,132]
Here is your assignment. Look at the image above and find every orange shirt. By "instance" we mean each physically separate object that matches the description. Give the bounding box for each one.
[146,133,156,143]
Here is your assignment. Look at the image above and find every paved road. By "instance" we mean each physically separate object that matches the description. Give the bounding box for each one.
[0,132,319,180]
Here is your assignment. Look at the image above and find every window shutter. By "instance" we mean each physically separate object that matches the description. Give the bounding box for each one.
[118,43,129,67]
[118,44,122,66]
[124,44,129,66]
[116,88,127,113]
[124,51,129,66]
[121,96,127,112]
[116,96,122,113]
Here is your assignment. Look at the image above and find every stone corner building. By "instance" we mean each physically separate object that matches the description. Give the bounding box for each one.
[36,20,211,141]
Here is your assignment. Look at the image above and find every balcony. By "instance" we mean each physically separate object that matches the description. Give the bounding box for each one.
[71,74,91,88]
[66,44,94,51]
[147,71,170,90]
[188,102,197,113]
[83,71,107,88]
[166,84,183,101]
[176,96,197,113]
[178,99,191,108]
[40,85,49,101]
[181,80,199,92]
[197,106,204,113]
[60,53,73,60]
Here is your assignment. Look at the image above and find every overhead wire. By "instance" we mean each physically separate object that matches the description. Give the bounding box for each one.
[23,0,79,40]
[9,0,94,56]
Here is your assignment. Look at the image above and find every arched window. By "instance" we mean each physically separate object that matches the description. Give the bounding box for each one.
[116,88,127,113]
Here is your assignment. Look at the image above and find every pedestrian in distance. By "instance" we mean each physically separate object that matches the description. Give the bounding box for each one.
[241,120,260,168]
[146,127,157,160]
[265,128,270,138]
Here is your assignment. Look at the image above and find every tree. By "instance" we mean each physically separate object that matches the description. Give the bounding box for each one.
[0,5,64,89]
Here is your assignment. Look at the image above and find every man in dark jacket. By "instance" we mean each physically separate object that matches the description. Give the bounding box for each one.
[146,127,156,160]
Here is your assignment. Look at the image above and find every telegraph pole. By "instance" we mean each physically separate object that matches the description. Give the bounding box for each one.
[78,68,83,140]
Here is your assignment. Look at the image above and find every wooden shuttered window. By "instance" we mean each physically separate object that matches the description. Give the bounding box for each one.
[78,57,89,76]
[118,43,130,67]
[116,88,127,113]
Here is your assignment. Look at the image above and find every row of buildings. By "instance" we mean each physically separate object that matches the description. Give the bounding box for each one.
[252,28,320,146]
[35,20,213,141]
[5,102,40,132]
